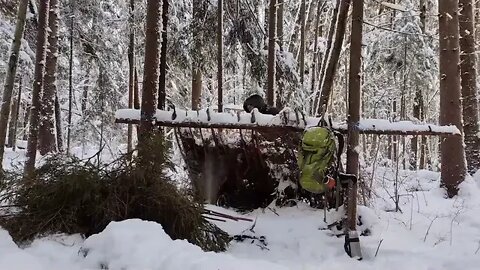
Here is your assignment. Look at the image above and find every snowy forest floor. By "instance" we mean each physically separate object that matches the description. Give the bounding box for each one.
[1,147,480,270]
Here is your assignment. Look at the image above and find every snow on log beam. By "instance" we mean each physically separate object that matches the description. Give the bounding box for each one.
[114,108,461,136]
[380,2,408,12]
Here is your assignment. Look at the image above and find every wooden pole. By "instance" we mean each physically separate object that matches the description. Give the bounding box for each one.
[345,0,363,259]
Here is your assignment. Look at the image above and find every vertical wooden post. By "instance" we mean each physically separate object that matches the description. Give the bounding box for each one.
[345,0,363,260]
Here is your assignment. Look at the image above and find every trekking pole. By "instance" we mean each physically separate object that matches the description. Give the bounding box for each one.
[323,195,327,223]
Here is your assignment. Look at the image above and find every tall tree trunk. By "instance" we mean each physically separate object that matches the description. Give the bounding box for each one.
[316,0,351,116]
[419,94,427,169]
[81,73,89,112]
[134,67,140,135]
[287,1,303,53]
[312,0,339,113]
[417,0,427,169]
[439,0,467,197]
[310,0,325,97]
[411,85,421,168]
[304,0,318,45]
[127,0,135,153]
[291,0,316,59]
[459,0,480,173]
[217,0,224,112]
[277,0,284,48]
[392,100,398,162]
[0,0,29,171]
[39,0,59,155]
[192,70,202,110]
[12,80,22,150]
[24,0,51,178]
[299,0,306,84]
[67,2,74,154]
[158,0,168,110]
[275,0,284,107]
[7,80,22,149]
[346,0,363,259]
[139,0,161,147]
[134,68,140,110]
[420,0,426,32]
[476,0,480,75]
[54,92,63,151]
[22,104,30,141]
[191,0,203,110]
[266,0,277,106]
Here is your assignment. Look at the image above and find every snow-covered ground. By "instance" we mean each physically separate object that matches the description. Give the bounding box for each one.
[1,148,480,269]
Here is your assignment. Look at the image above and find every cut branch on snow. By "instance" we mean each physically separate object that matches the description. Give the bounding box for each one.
[114,109,461,136]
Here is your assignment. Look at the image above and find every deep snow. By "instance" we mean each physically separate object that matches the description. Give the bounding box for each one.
[1,149,480,269]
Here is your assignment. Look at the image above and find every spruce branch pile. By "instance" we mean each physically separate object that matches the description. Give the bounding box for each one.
[0,138,229,252]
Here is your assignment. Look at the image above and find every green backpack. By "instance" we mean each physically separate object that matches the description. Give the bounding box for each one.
[298,127,338,194]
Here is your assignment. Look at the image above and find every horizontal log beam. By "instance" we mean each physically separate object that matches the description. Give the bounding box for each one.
[115,118,460,136]
[115,118,305,132]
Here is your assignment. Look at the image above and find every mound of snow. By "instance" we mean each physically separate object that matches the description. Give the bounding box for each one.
[0,230,46,270]
[81,219,288,270]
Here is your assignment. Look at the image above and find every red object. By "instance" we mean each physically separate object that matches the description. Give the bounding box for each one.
[326,176,336,189]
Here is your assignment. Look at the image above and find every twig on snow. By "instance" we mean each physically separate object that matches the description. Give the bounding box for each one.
[375,239,384,257]
[423,216,438,242]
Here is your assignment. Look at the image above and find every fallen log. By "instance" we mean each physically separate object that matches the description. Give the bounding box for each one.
[115,108,461,136]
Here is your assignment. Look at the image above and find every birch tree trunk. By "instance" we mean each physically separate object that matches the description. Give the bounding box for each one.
[0,0,29,171]
[439,0,467,197]
[24,0,51,178]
